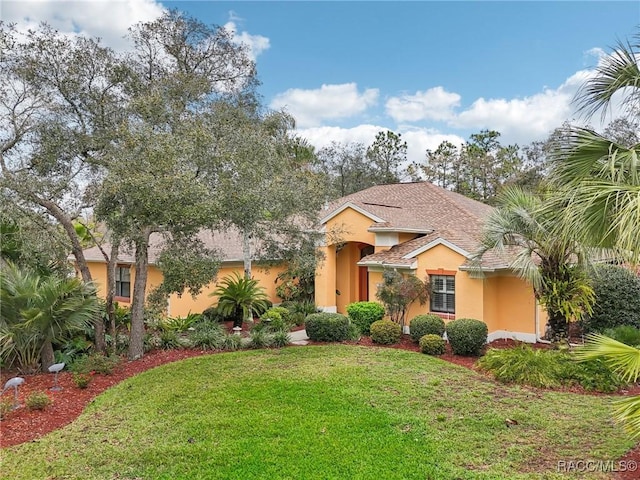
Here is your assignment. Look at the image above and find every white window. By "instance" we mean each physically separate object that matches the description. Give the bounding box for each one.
[431,275,455,314]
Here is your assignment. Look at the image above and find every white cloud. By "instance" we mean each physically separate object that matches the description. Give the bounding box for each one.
[270,83,379,128]
[223,21,270,62]
[385,87,461,122]
[445,70,591,145]
[401,128,465,163]
[3,0,165,51]
[297,124,464,166]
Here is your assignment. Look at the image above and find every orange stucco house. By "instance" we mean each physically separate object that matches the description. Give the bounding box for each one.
[82,229,286,318]
[83,181,547,342]
[314,182,547,342]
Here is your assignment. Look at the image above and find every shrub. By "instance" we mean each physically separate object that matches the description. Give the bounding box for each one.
[478,345,563,388]
[283,300,319,316]
[346,301,385,335]
[257,310,290,334]
[190,324,226,350]
[272,330,291,348]
[410,314,445,342]
[478,344,625,392]
[162,313,201,332]
[370,320,402,345]
[446,318,488,356]
[201,306,225,323]
[586,265,640,331]
[604,325,640,347]
[26,391,51,411]
[260,309,283,323]
[376,269,430,326]
[419,334,446,355]
[248,329,272,349]
[115,333,129,354]
[289,312,306,327]
[270,306,292,325]
[144,333,162,352]
[222,333,243,351]
[72,373,92,389]
[71,353,120,375]
[305,313,351,342]
[159,330,180,350]
[0,398,14,419]
[260,309,291,332]
[564,357,625,393]
[347,323,361,341]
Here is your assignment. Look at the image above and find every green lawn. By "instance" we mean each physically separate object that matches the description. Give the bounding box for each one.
[0,346,633,479]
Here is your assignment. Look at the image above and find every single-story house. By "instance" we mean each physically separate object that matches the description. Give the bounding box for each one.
[314,182,547,342]
[81,229,286,318]
[83,181,547,342]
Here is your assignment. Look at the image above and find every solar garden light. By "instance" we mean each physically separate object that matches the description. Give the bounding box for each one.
[48,362,66,391]
[2,377,25,409]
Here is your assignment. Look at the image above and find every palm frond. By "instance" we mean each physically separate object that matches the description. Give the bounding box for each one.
[575,38,640,121]
[576,333,640,383]
[613,395,640,439]
[551,127,640,187]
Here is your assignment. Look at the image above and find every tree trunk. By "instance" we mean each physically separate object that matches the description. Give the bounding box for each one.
[36,198,106,352]
[241,229,253,325]
[106,242,120,355]
[128,231,150,360]
[242,229,252,279]
[36,198,93,282]
[40,340,55,372]
[546,310,568,341]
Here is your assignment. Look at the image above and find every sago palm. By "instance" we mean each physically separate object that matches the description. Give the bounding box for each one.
[211,272,269,328]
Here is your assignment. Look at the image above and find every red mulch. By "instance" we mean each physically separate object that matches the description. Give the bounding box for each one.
[1,335,639,479]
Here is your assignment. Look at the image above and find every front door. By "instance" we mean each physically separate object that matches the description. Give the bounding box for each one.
[358,245,374,302]
[358,266,368,301]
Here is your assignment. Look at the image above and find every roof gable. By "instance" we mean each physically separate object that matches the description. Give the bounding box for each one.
[402,237,471,259]
[320,202,385,225]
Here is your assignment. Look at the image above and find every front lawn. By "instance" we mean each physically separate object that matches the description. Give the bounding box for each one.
[0,346,632,479]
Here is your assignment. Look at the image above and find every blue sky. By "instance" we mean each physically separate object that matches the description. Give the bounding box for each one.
[5,0,640,163]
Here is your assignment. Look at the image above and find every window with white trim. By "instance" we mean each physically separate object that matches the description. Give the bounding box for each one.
[115,266,131,298]
[430,275,455,314]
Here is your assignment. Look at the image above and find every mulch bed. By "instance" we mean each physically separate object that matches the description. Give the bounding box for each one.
[1,335,639,479]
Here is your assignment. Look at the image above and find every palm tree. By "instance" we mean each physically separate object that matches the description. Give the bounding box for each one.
[0,262,101,373]
[211,272,270,328]
[550,35,640,263]
[576,334,640,438]
[472,186,594,339]
[551,30,640,438]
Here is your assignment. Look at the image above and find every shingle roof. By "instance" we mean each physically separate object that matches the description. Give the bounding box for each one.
[323,181,493,233]
[323,182,510,270]
[82,229,246,265]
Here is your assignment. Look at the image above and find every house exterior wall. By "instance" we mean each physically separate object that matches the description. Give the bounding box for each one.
[481,274,538,341]
[326,208,376,245]
[86,261,285,318]
[411,244,485,325]
[315,244,337,312]
[315,205,542,343]
[315,207,379,312]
